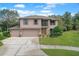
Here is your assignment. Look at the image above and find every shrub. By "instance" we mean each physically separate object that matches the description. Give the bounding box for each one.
[0,32,4,40]
[3,31,10,37]
[50,26,63,37]
[0,41,3,46]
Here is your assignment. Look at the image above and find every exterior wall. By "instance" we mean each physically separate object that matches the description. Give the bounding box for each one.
[10,29,19,37]
[20,19,41,28]
[49,20,58,28]
[10,18,58,37]
[46,20,58,35]
[10,17,58,37]
[20,18,57,29]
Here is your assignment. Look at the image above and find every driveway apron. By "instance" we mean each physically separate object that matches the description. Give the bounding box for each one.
[0,37,47,56]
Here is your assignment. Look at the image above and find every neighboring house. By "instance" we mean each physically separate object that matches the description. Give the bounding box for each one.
[10,15,58,37]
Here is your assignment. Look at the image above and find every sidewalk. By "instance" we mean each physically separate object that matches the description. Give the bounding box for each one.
[40,45,79,51]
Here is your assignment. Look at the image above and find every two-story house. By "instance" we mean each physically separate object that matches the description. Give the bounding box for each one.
[10,15,58,37]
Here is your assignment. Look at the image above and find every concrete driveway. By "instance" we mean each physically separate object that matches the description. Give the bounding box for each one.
[0,37,47,56]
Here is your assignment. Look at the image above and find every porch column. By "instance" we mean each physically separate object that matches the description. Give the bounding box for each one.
[47,20,50,36]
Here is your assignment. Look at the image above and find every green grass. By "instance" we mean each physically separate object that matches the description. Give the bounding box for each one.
[0,31,10,40]
[42,49,79,56]
[40,31,79,47]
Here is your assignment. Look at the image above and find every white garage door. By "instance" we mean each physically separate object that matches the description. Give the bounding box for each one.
[22,29,40,37]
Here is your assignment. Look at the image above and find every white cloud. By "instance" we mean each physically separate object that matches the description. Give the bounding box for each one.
[17,9,54,17]
[35,3,57,10]
[48,13,54,15]
[38,14,48,16]
[41,10,51,13]
[9,8,16,10]
[35,5,44,8]
[14,4,25,8]
[44,3,64,10]
[1,8,35,17]
[71,13,75,16]
[38,12,54,16]
[44,3,56,10]
[17,10,35,17]
[40,9,54,16]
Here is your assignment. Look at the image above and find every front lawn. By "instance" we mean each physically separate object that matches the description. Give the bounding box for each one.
[42,49,79,56]
[40,31,79,47]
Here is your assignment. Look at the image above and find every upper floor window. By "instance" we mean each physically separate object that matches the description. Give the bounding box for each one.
[34,19,38,25]
[23,19,28,25]
[50,20,55,25]
[42,20,48,26]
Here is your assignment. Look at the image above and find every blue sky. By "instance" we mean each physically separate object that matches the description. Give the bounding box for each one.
[0,3,79,17]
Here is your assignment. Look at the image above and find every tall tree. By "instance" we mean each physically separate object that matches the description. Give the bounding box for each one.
[0,9,19,31]
[72,12,79,30]
[56,15,64,31]
[62,12,72,31]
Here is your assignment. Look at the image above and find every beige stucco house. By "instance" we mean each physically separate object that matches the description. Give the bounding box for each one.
[10,15,58,37]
